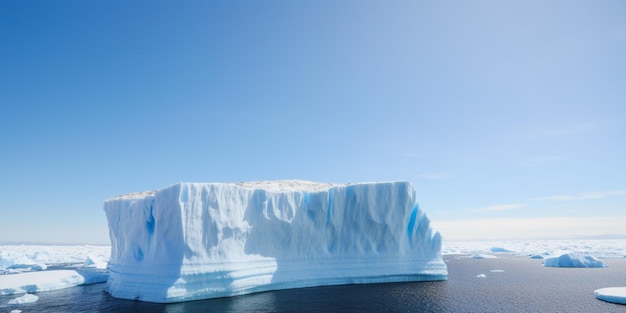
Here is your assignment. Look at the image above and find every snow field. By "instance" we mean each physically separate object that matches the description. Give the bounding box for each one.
[0,245,110,300]
[0,245,110,273]
[443,239,626,260]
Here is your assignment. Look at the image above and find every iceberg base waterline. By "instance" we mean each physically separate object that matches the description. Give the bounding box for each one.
[106,258,447,302]
[104,181,448,303]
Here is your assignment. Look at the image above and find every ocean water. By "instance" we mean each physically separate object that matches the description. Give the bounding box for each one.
[2,255,626,312]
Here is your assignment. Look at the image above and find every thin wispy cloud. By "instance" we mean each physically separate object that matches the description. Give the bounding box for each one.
[474,203,523,212]
[535,190,626,201]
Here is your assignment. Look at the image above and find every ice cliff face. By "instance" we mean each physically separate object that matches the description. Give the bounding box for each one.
[103,180,447,303]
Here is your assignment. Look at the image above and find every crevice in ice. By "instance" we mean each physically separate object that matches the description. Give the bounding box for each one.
[407,204,418,242]
[303,192,310,206]
[132,245,143,261]
[146,205,155,236]
[200,186,220,252]
[325,187,335,231]
[201,209,219,249]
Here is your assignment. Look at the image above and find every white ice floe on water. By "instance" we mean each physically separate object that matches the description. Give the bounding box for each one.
[82,256,108,270]
[442,239,626,259]
[2,264,47,274]
[595,287,626,305]
[0,245,111,296]
[0,245,110,273]
[489,247,514,253]
[7,294,38,304]
[104,181,448,303]
[543,252,607,268]
[470,254,498,259]
[0,269,108,296]
[0,254,46,274]
[476,274,487,278]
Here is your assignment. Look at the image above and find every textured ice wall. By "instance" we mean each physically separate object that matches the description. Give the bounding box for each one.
[104,181,447,303]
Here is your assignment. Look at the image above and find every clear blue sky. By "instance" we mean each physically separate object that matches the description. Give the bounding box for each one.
[1,0,625,243]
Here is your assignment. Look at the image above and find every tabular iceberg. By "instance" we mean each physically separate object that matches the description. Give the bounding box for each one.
[103,180,447,303]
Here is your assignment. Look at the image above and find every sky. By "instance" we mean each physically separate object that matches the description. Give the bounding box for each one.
[1,0,625,244]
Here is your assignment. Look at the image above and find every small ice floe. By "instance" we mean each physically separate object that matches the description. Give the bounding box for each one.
[490,247,514,253]
[3,263,47,274]
[7,293,39,304]
[594,287,626,305]
[470,254,498,259]
[82,256,108,269]
[490,270,504,273]
[530,251,551,259]
[476,273,487,278]
[0,269,109,295]
[10,310,22,313]
[543,252,607,268]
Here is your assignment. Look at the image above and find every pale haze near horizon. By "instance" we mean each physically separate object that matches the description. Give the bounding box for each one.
[1,1,625,244]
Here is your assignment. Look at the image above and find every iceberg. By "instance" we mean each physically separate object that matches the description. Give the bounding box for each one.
[103,180,447,303]
[543,252,608,268]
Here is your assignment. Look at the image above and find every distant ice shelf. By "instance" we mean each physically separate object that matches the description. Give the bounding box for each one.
[103,180,447,303]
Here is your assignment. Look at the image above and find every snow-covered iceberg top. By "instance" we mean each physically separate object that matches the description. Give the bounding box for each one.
[104,180,447,303]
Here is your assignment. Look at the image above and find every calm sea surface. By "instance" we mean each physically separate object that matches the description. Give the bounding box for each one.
[2,256,626,312]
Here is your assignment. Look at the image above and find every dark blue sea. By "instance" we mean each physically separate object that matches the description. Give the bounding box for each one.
[2,256,626,312]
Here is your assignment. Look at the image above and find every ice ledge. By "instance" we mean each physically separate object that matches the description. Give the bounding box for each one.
[104,180,447,303]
